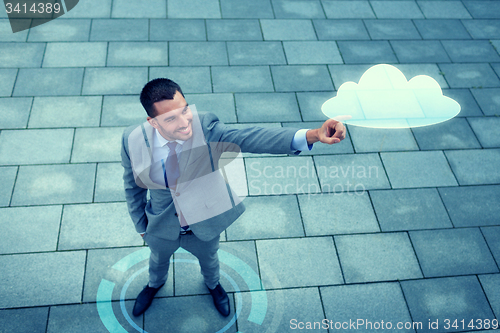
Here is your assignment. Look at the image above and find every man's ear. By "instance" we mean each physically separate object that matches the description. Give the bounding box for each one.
[147,116,158,129]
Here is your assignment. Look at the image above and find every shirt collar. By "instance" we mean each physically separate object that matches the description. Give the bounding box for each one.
[154,128,185,148]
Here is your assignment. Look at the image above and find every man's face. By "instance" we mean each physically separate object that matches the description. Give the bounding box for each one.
[147,91,193,141]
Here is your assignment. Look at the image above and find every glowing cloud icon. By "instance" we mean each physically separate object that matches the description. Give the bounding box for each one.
[322,64,461,128]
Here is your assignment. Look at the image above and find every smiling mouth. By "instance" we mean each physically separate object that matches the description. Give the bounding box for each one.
[177,124,191,134]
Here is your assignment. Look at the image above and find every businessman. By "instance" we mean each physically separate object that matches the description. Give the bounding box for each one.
[121,78,346,318]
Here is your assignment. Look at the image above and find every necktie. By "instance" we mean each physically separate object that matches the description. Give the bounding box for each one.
[164,142,180,188]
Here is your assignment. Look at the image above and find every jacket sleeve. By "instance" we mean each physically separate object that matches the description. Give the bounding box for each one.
[121,128,148,233]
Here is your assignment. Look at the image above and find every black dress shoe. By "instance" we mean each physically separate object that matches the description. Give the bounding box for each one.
[208,283,230,317]
[132,284,164,316]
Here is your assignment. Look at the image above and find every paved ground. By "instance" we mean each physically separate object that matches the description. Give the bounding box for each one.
[1,0,500,332]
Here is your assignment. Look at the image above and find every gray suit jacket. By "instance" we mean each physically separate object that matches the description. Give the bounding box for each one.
[121,111,299,241]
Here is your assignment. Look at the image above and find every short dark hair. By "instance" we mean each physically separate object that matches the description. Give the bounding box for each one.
[140,78,184,117]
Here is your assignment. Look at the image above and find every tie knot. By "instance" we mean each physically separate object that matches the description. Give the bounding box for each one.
[167,142,177,152]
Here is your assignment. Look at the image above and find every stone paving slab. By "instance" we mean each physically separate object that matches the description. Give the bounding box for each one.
[313,19,370,40]
[271,65,334,92]
[71,127,124,163]
[260,19,317,41]
[418,1,471,19]
[0,307,49,333]
[370,188,452,231]
[445,149,500,185]
[43,42,107,67]
[111,0,166,19]
[0,166,16,207]
[107,42,169,67]
[90,19,149,41]
[14,68,84,96]
[364,19,421,40]
[168,0,221,19]
[59,202,143,250]
[11,163,96,206]
[337,41,399,64]
[212,66,274,93]
[227,41,286,66]
[439,63,500,88]
[82,67,148,95]
[150,19,206,41]
[401,276,495,333]
[348,125,419,152]
[463,1,500,19]
[235,92,301,122]
[273,0,325,19]
[0,97,32,129]
[0,251,86,308]
[0,43,45,68]
[170,41,228,66]
[207,19,263,41]
[94,162,127,202]
[478,274,500,319]
[27,19,91,42]
[60,0,112,18]
[220,0,274,19]
[150,66,212,94]
[0,68,17,97]
[439,185,500,228]
[298,191,379,236]
[101,95,146,126]
[410,228,498,278]
[283,41,343,65]
[335,232,422,283]
[443,89,483,117]
[441,40,500,63]
[185,93,237,123]
[322,1,375,19]
[413,19,471,39]
[370,1,424,19]
[321,282,414,333]
[481,226,500,265]
[461,19,500,39]
[0,19,28,41]
[0,205,62,254]
[391,40,451,63]
[296,91,336,121]
[256,237,344,288]
[468,116,500,148]
[470,88,500,116]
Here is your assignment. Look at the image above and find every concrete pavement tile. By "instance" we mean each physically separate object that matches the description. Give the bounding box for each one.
[11,163,96,206]
[370,188,452,231]
[313,19,370,40]
[463,1,500,19]
[90,19,148,41]
[445,149,500,185]
[43,42,107,67]
[401,276,495,333]
[226,195,304,240]
[29,96,102,128]
[442,40,500,63]
[207,19,262,41]
[107,42,169,66]
[470,88,500,116]
[82,67,148,95]
[47,301,142,333]
[144,295,236,332]
[0,97,32,129]
[184,93,236,123]
[27,19,91,41]
[271,65,334,92]
[168,0,221,18]
[169,41,227,66]
[468,116,500,148]
[0,19,28,41]
[150,66,212,93]
[174,240,259,295]
[0,307,48,333]
[364,19,421,39]
[461,19,500,39]
[0,251,86,308]
[59,202,142,250]
[95,162,126,202]
[282,121,354,155]
[0,69,17,96]
[322,1,375,19]
[417,1,472,19]
[220,0,274,19]
[272,0,325,19]
[410,228,498,277]
[83,247,173,303]
[212,66,274,93]
[72,127,124,163]
[314,153,391,192]
[0,205,62,254]
[481,227,500,266]
[414,19,471,39]
[478,274,500,319]
[391,40,451,63]
[336,232,422,283]
[321,283,414,333]
[348,126,419,152]
[246,156,320,195]
[227,41,286,65]
[238,288,327,332]
[235,92,301,122]
[0,166,16,207]
[439,185,500,227]
[0,128,73,165]
[439,63,500,88]
[0,43,45,67]
[443,89,483,117]
[298,191,379,236]
[296,91,336,121]
[411,118,481,150]
[101,95,145,126]
[337,41,399,64]
[371,1,424,19]
[256,237,343,288]
[381,151,458,188]
[112,0,166,18]
[14,68,84,96]
[150,19,206,41]
[60,0,112,18]
[283,41,342,65]
[261,19,317,40]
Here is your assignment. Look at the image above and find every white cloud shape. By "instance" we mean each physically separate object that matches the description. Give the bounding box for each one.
[322,64,461,128]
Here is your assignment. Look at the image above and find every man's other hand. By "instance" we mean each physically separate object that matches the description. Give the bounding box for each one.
[306,118,347,145]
